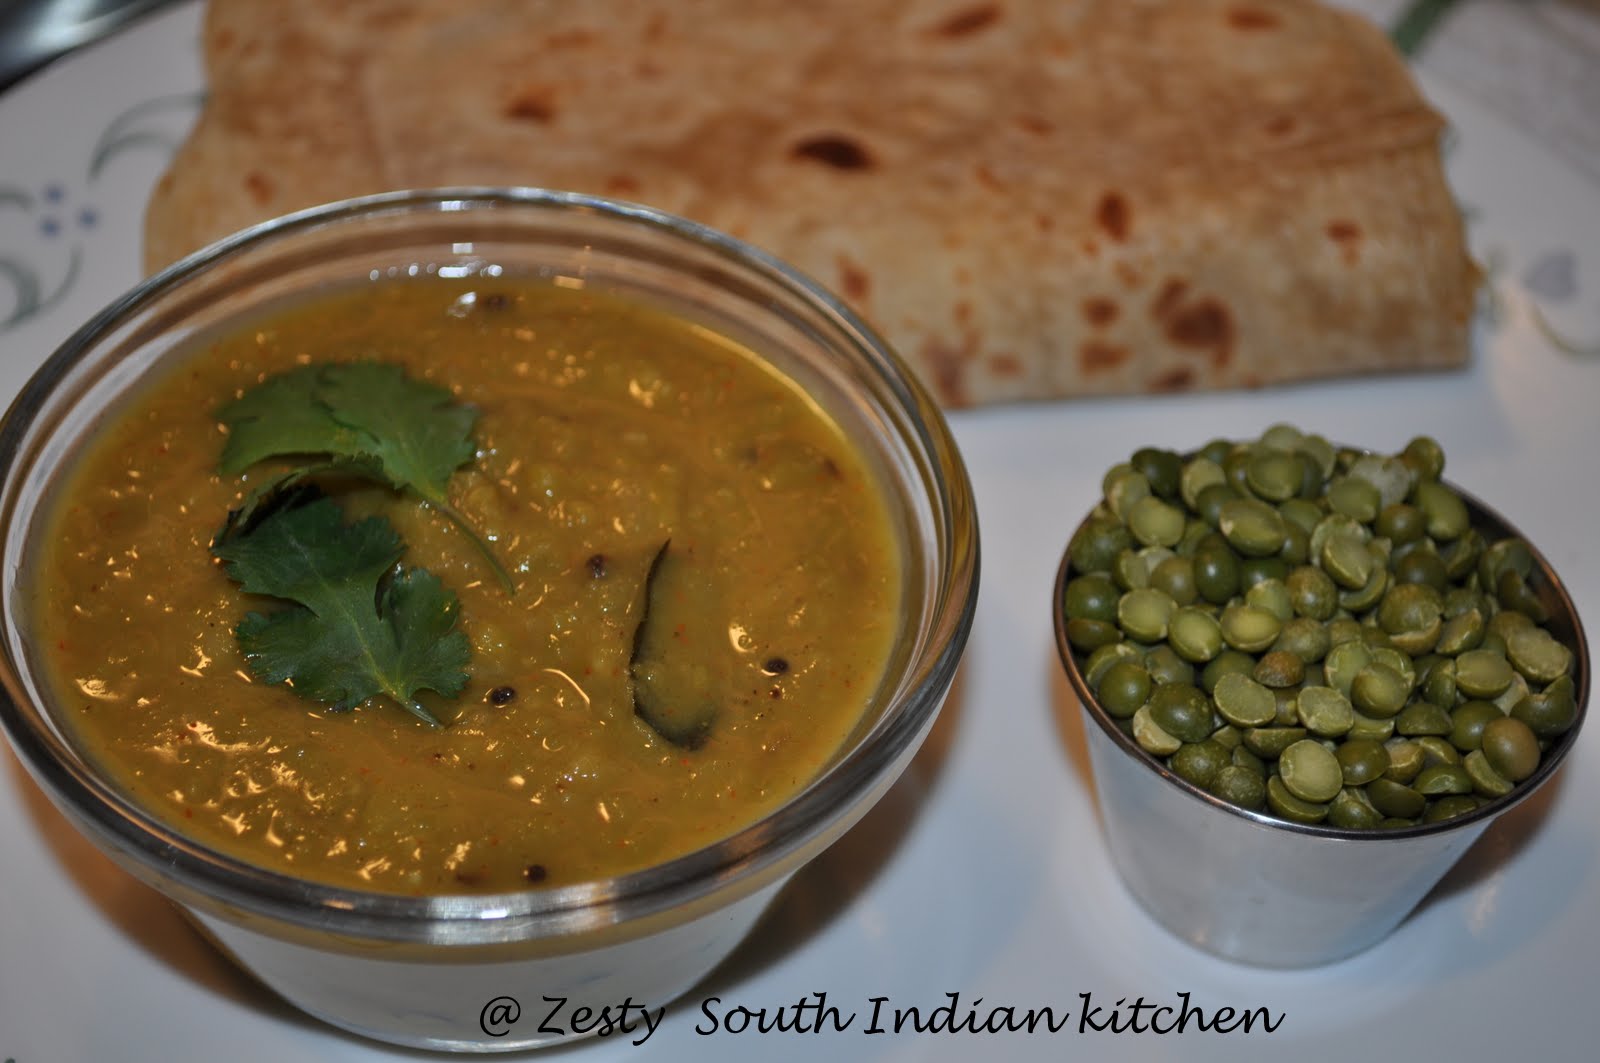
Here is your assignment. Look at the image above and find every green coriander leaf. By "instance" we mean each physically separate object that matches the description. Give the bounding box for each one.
[385,568,474,698]
[216,366,375,476]
[213,460,380,549]
[313,362,479,503]
[216,488,401,597]
[218,363,475,498]
[217,362,512,592]
[213,496,470,726]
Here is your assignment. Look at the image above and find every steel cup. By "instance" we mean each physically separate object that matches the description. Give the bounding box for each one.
[1053,485,1588,968]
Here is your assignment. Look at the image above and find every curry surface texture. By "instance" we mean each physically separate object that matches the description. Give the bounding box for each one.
[30,277,902,894]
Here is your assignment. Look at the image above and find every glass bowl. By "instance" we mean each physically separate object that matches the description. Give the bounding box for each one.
[1052,450,1587,968]
[0,188,980,1050]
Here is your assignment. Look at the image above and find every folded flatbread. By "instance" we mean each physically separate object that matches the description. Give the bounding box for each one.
[144,0,1476,407]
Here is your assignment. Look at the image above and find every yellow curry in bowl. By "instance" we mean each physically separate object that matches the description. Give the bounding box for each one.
[29,275,902,895]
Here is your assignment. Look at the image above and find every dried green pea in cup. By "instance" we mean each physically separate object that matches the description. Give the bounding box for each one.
[1061,425,1580,829]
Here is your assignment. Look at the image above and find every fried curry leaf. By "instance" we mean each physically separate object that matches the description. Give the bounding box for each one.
[212,496,470,726]
[217,362,512,592]
[629,540,719,749]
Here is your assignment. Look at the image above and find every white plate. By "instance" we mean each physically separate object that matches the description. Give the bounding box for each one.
[2,4,1598,1060]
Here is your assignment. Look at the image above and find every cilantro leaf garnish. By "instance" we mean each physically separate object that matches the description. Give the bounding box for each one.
[212,496,469,727]
[213,463,368,548]
[218,362,513,592]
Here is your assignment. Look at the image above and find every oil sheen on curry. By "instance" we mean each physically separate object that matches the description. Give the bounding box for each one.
[31,277,902,894]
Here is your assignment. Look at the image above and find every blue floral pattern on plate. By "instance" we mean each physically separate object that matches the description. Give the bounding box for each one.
[0,91,199,332]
